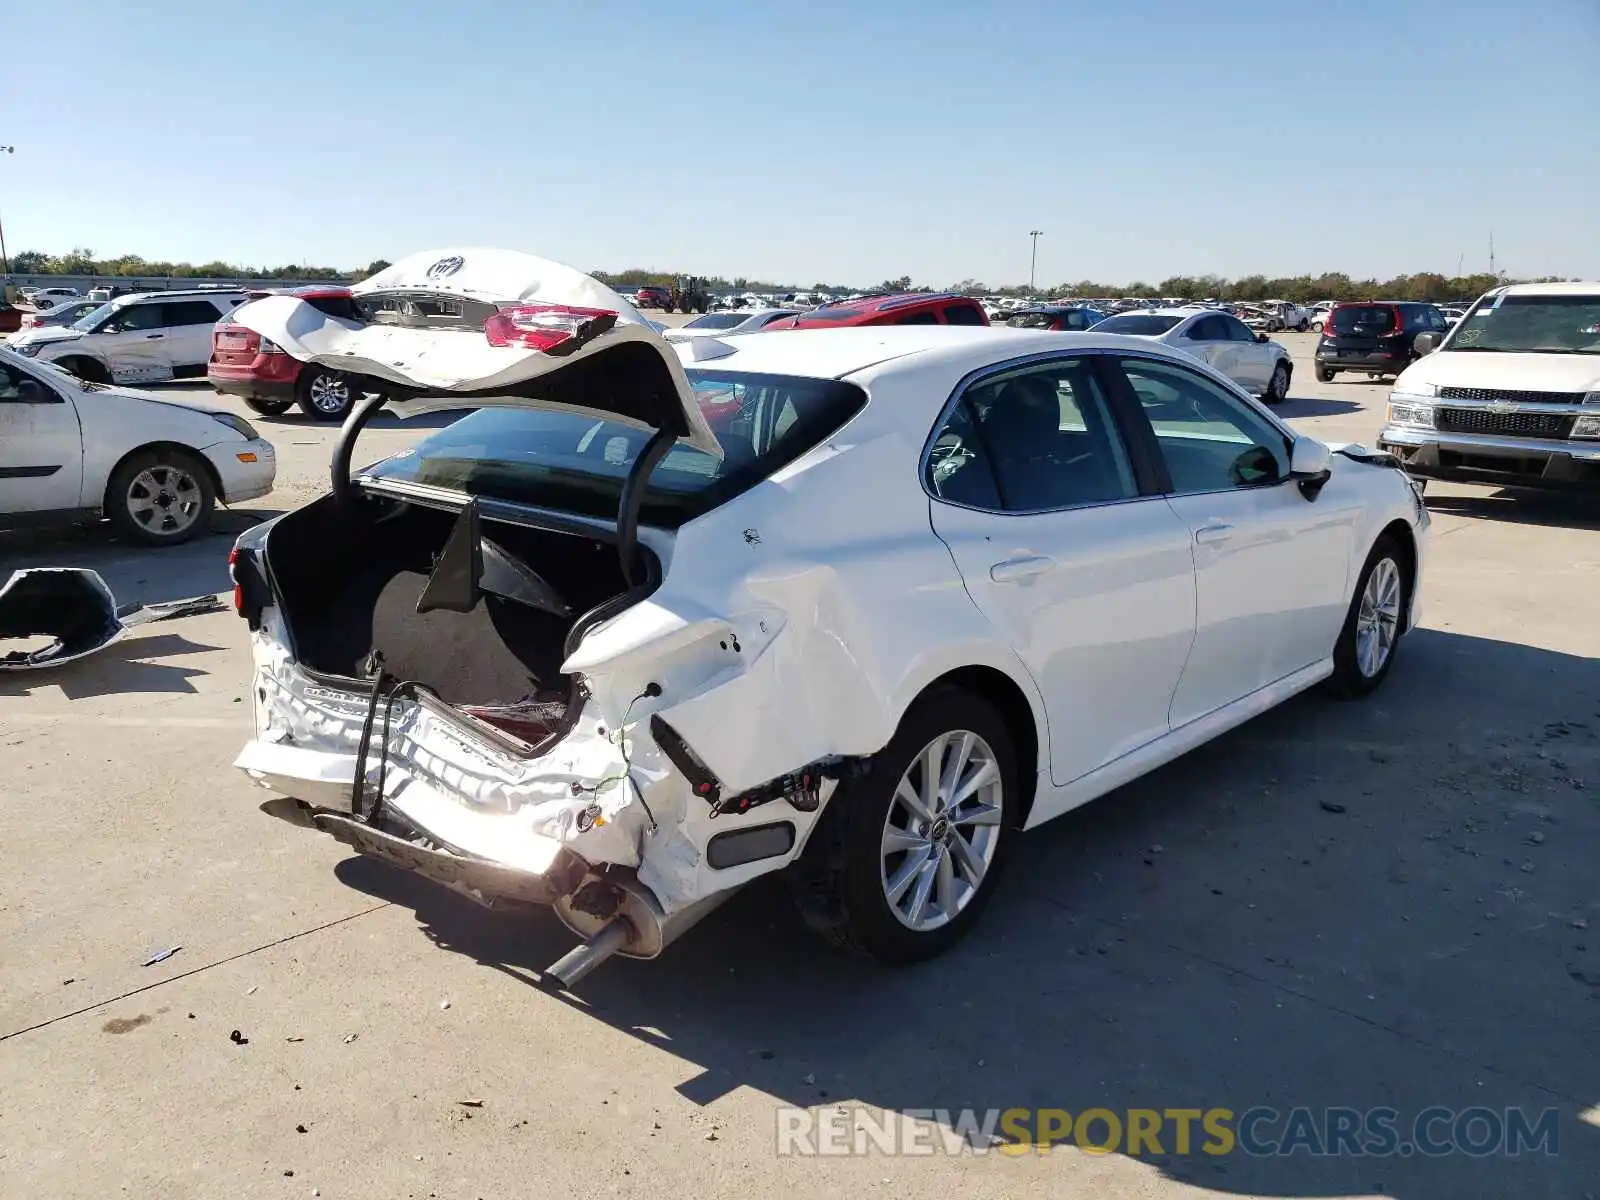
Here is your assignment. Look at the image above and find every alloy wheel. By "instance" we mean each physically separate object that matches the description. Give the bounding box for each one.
[1355,557,1402,677]
[308,371,353,415]
[880,729,1004,932]
[126,464,202,538]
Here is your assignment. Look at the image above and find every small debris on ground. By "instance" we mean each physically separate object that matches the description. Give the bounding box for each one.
[439,999,451,1011]
[1319,801,1347,814]
[142,946,182,966]
[457,1099,484,1108]
[342,1033,358,1044]
[296,1124,308,1134]
[703,1130,719,1142]
[246,985,258,995]
[286,1036,304,1043]
[229,1029,248,1045]
[1527,831,1546,845]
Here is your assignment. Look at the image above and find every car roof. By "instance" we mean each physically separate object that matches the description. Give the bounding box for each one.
[111,288,245,307]
[673,325,1198,383]
[1487,280,1600,297]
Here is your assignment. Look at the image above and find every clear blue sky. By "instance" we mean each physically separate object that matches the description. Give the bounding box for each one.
[6,0,1597,287]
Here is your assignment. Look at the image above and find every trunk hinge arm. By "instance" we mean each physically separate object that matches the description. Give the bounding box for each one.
[330,389,393,505]
[616,427,676,587]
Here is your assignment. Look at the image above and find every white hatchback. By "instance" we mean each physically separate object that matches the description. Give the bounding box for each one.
[0,347,276,544]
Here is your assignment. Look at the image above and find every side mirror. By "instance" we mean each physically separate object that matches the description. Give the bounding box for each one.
[1413,331,1440,355]
[1289,435,1333,500]
[1255,332,1269,343]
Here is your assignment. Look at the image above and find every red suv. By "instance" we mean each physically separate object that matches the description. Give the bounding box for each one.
[762,292,988,330]
[633,285,671,310]
[208,286,369,420]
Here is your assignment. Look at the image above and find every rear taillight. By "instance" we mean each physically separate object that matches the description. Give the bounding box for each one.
[227,547,243,615]
[1390,305,1405,336]
[483,305,617,355]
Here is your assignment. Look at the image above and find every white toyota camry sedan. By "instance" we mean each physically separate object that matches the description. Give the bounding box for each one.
[228,249,1427,985]
[1092,307,1296,404]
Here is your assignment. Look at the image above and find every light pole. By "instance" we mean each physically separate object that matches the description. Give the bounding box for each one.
[1028,229,1043,293]
[0,145,12,277]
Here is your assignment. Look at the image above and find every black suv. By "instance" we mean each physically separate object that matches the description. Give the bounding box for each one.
[1314,302,1450,382]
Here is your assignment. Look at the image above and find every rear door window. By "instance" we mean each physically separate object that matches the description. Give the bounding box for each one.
[166,300,228,326]
[895,310,940,326]
[944,304,985,326]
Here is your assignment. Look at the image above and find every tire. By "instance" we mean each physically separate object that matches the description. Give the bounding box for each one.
[1325,536,1408,699]
[1297,319,1309,332]
[1263,360,1290,405]
[296,366,360,421]
[1312,319,1325,333]
[1315,364,1336,383]
[105,447,215,546]
[786,687,1019,964]
[58,356,109,384]
[244,397,294,417]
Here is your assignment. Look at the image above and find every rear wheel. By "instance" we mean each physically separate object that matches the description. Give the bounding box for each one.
[787,687,1018,964]
[296,366,360,421]
[1315,364,1336,383]
[1297,319,1310,331]
[1263,360,1290,405]
[1312,319,1325,332]
[1326,537,1408,698]
[105,448,215,546]
[244,397,294,416]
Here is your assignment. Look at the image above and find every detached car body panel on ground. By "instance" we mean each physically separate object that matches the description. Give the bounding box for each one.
[228,248,1426,982]
[1378,281,1600,490]
[0,347,275,543]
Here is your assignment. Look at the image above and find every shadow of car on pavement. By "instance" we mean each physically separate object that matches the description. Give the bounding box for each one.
[332,626,1600,1198]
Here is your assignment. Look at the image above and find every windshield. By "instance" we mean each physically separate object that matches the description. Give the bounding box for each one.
[72,302,115,332]
[682,313,749,331]
[1447,294,1600,354]
[361,369,868,527]
[1094,313,1182,335]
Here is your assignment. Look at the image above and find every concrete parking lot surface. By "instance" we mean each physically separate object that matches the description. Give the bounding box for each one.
[2,329,1597,1199]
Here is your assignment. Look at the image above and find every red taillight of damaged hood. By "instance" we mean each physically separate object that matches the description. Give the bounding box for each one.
[483,305,619,355]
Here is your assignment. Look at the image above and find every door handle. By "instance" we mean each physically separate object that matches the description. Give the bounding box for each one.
[989,554,1056,583]
[144,333,164,339]
[1193,522,1234,545]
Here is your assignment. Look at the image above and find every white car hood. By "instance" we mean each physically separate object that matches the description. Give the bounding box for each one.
[1398,350,1600,394]
[11,327,83,348]
[228,247,721,456]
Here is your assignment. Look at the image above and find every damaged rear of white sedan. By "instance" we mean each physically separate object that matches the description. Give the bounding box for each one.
[231,248,1429,986]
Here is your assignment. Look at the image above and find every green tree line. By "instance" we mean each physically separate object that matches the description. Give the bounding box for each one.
[8,248,1556,304]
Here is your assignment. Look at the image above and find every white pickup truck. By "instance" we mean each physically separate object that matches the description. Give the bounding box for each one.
[1258,300,1312,332]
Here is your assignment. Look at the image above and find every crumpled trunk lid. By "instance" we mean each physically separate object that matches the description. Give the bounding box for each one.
[225,247,721,455]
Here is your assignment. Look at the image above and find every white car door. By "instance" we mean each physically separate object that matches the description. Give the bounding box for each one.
[0,360,84,515]
[1107,354,1357,725]
[93,301,175,383]
[925,355,1197,789]
[1216,313,1277,394]
[163,298,228,373]
[1174,314,1246,386]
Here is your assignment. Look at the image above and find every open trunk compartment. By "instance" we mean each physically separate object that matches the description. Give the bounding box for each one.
[260,495,655,732]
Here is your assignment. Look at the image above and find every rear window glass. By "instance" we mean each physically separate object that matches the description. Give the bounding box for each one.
[1329,305,1399,334]
[1093,313,1183,335]
[362,370,868,528]
[1007,311,1057,329]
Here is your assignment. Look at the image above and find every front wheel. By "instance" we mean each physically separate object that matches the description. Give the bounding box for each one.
[296,366,360,421]
[1326,537,1408,698]
[1312,319,1325,332]
[1315,364,1336,383]
[1263,361,1290,405]
[787,688,1018,964]
[1297,319,1310,332]
[105,448,215,546]
[245,397,294,416]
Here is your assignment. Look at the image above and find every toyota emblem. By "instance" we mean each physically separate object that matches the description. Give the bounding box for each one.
[425,255,464,280]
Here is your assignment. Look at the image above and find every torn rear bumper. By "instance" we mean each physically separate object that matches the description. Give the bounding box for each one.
[258,795,588,908]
